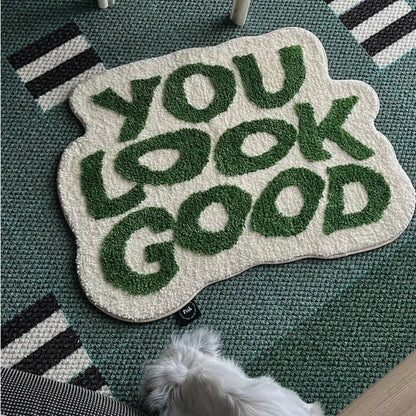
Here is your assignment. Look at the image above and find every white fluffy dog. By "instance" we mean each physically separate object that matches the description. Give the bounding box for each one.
[144,328,324,416]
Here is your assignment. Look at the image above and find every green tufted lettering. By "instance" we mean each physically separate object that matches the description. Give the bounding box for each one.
[233,46,305,108]
[91,77,161,142]
[100,207,177,295]
[163,63,236,122]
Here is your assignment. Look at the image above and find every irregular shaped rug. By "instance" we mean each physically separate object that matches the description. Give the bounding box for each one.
[3,1,416,414]
[58,28,415,322]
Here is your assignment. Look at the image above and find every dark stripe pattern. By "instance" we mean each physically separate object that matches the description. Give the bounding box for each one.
[361,11,416,56]
[7,21,103,110]
[2,293,111,396]
[12,327,82,375]
[340,0,397,29]
[1,293,59,348]
[25,48,101,98]
[326,0,416,67]
[8,21,81,70]
[70,366,107,391]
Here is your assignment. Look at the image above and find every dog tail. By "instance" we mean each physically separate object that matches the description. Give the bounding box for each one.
[144,328,324,416]
[147,365,323,416]
[171,327,220,357]
[144,328,223,413]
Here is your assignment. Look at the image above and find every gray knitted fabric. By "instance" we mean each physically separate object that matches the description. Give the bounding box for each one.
[1,368,143,416]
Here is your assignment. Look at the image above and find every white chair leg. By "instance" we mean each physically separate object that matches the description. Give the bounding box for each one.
[98,0,109,9]
[230,0,251,26]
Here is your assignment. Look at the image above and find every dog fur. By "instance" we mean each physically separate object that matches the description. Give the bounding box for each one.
[144,328,324,416]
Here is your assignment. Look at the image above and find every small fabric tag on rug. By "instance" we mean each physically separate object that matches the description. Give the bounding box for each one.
[176,300,201,326]
[58,28,415,323]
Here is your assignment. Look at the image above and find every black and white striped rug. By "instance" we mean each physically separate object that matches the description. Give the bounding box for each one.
[1,293,111,396]
[325,0,416,67]
[8,21,105,111]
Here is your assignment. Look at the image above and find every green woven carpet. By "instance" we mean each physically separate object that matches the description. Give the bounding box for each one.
[2,1,415,415]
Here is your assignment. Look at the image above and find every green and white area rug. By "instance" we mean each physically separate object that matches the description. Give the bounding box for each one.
[3,2,416,414]
[58,28,415,322]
